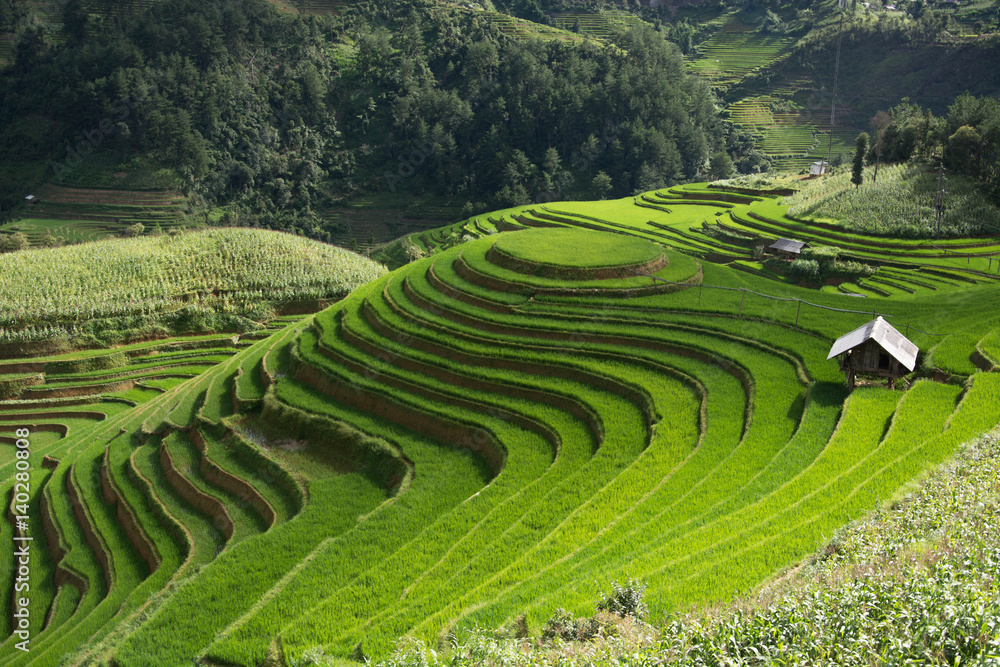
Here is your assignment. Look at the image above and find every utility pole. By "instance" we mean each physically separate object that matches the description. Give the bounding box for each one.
[825,0,846,174]
[934,162,946,239]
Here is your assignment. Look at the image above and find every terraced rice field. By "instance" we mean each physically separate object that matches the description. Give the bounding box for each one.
[481,11,585,44]
[420,184,1000,299]
[0,36,13,67]
[727,96,857,172]
[681,17,859,172]
[549,11,647,38]
[4,193,1000,665]
[292,0,345,15]
[0,321,304,662]
[2,185,189,246]
[686,19,792,87]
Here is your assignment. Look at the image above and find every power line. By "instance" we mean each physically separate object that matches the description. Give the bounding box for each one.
[825,1,847,172]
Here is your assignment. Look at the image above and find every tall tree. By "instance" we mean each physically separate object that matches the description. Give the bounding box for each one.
[852,132,869,189]
[591,171,612,200]
[869,111,891,184]
[708,150,734,180]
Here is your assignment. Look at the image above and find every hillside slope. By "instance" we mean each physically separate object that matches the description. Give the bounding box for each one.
[3,193,1000,664]
[376,424,1000,666]
[0,228,386,351]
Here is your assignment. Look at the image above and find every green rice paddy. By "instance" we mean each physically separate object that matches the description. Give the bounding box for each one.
[3,181,999,665]
[493,227,662,269]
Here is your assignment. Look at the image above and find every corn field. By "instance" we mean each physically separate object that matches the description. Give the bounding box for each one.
[0,228,387,341]
[784,163,1000,238]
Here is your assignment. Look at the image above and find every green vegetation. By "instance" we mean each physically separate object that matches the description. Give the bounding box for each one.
[413,183,1000,298]
[786,162,1000,237]
[1,0,1000,663]
[3,0,998,250]
[0,0,728,240]
[687,19,792,86]
[493,227,662,269]
[2,193,1000,664]
[375,423,1000,666]
[0,228,385,347]
[549,10,647,39]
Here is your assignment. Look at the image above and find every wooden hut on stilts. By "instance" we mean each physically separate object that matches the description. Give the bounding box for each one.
[827,316,919,389]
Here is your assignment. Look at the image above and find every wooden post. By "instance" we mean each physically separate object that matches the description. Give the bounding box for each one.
[905,323,910,337]
[698,284,702,305]
[795,300,802,326]
[739,289,746,316]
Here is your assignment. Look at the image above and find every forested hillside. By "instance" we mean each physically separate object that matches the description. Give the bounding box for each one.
[0,0,750,240]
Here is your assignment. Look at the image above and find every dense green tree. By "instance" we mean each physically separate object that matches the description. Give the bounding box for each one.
[591,171,612,199]
[944,93,1000,185]
[708,150,735,180]
[61,0,89,46]
[852,132,869,188]
[946,125,982,175]
[0,0,26,31]
[12,25,45,75]
[0,0,737,234]
[635,162,665,193]
[667,20,695,54]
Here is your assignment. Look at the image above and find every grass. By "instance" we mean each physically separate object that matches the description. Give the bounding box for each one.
[374,424,1000,667]
[686,19,792,87]
[454,240,696,292]
[549,10,648,39]
[493,227,662,269]
[4,175,1000,666]
[277,285,709,657]
[201,378,494,667]
[0,322,309,658]
[268,243,813,658]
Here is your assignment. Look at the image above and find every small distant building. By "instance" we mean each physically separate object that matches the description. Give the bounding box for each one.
[769,238,808,259]
[809,161,829,176]
[827,316,918,388]
[25,195,39,205]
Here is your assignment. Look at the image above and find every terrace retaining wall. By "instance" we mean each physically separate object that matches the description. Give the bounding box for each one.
[339,311,603,449]
[159,442,235,541]
[400,278,755,434]
[452,254,696,298]
[292,357,508,476]
[486,243,669,281]
[101,447,160,573]
[189,428,277,529]
[65,467,113,593]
